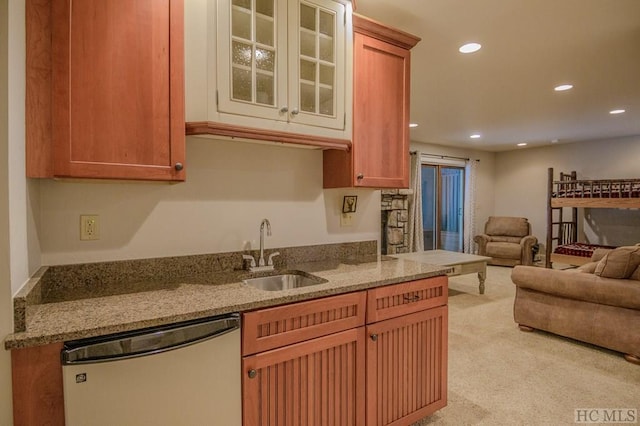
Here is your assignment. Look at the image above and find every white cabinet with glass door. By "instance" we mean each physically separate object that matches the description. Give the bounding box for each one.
[210,0,352,140]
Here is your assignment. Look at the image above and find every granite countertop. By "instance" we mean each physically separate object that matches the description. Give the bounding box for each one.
[4,256,448,350]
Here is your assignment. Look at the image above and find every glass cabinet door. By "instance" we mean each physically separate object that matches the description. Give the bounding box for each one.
[217,0,287,121]
[230,0,276,105]
[289,0,346,129]
[217,0,347,130]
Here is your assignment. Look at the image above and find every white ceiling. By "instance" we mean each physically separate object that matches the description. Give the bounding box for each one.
[355,0,640,151]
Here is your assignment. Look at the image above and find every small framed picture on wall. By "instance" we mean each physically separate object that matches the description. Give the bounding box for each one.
[342,196,358,213]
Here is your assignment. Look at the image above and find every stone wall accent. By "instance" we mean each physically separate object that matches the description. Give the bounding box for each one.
[381,189,413,254]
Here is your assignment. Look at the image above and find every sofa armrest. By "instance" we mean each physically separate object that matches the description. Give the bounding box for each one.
[474,234,490,255]
[511,266,640,310]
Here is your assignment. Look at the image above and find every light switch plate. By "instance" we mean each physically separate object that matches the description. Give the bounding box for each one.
[80,215,100,240]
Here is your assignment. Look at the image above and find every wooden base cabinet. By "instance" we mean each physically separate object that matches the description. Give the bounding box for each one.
[366,307,448,426]
[365,276,448,426]
[242,276,448,426]
[243,328,367,426]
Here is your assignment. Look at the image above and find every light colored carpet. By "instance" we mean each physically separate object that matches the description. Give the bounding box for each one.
[414,266,640,426]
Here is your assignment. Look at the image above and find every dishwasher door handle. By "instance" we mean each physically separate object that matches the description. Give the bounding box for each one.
[62,314,240,365]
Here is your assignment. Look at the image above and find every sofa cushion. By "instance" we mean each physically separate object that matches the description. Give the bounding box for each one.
[590,248,612,262]
[631,265,640,281]
[486,242,521,259]
[485,216,529,237]
[511,266,640,310]
[576,261,598,274]
[594,246,640,279]
[489,236,524,244]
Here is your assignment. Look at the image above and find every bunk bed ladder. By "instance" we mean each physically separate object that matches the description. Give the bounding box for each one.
[545,168,578,268]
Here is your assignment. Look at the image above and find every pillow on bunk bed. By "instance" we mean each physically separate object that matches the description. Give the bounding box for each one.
[594,246,640,279]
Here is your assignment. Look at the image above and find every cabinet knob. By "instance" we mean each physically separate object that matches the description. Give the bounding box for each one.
[248,369,257,379]
[357,173,364,180]
[290,108,299,116]
[370,334,378,342]
[280,106,289,113]
[174,162,184,171]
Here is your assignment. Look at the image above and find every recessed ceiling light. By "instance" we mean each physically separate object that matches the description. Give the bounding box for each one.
[459,43,482,54]
[554,84,573,92]
[610,109,626,115]
[409,123,419,128]
[517,143,527,147]
[470,134,481,139]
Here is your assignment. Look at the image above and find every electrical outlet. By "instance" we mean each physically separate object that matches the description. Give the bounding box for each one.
[80,215,100,240]
[340,213,353,227]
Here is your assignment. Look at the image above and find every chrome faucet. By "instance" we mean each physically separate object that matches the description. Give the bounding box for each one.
[258,219,271,267]
[243,219,279,272]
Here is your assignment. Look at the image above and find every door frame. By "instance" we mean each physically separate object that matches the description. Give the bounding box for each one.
[421,156,466,251]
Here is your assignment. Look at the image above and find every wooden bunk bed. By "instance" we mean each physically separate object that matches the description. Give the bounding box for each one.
[545,167,640,268]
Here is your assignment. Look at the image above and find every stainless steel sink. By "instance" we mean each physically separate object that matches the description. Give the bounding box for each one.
[243,271,327,291]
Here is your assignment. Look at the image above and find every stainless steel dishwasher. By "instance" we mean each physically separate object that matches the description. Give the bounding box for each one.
[61,313,241,426]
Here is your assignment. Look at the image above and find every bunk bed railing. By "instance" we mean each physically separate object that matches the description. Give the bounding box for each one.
[552,178,640,199]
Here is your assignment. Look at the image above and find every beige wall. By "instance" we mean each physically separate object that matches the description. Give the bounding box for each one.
[1,0,15,422]
[38,137,381,265]
[494,136,640,247]
[410,141,496,241]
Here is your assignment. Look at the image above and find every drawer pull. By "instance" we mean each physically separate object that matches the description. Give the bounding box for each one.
[370,334,378,341]
[403,295,420,303]
[248,369,257,379]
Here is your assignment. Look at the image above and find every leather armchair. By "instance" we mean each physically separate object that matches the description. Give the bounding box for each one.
[474,216,537,266]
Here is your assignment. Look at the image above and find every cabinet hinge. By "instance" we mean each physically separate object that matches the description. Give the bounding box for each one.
[344,113,346,128]
[216,90,219,107]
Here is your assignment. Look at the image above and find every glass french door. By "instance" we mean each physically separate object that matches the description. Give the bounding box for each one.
[421,165,465,252]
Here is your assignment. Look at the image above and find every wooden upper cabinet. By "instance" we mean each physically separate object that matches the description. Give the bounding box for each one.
[323,15,420,188]
[26,0,186,181]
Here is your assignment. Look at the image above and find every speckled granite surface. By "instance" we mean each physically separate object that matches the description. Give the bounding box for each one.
[5,241,448,350]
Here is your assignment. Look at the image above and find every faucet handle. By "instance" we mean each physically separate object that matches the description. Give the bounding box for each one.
[267,252,280,266]
[242,255,256,269]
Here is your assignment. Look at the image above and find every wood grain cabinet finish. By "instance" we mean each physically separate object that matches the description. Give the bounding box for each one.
[366,307,448,426]
[242,276,448,426]
[26,0,186,181]
[12,342,65,426]
[365,278,448,426]
[366,276,448,323]
[243,292,367,356]
[243,328,367,426]
[323,15,420,188]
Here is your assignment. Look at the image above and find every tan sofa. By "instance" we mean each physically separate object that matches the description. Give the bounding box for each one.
[511,246,640,364]
[474,216,537,267]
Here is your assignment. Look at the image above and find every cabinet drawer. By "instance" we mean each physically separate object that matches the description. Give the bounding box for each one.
[366,276,448,323]
[243,292,367,356]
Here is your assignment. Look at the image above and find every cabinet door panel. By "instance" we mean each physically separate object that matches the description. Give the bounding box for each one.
[243,328,366,426]
[288,0,346,130]
[366,307,448,426]
[217,0,288,121]
[367,276,448,323]
[353,32,410,188]
[51,0,185,180]
[243,291,366,356]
